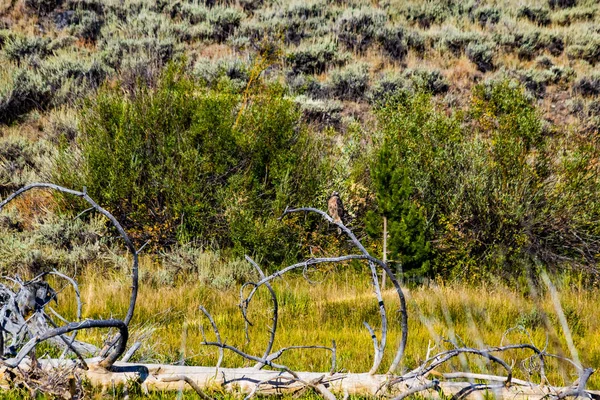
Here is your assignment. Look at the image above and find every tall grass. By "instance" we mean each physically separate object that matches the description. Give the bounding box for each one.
[47,255,600,390]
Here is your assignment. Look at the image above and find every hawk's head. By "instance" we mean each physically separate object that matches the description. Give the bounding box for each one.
[331,191,339,198]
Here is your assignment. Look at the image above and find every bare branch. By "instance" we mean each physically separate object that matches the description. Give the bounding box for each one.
[1,319,128,369]
[0,183,138,326]
[244,255,278,370]
[280,206,408,373]
[161,375,214,400]
[199,306,224,370]
[391,379,440,400]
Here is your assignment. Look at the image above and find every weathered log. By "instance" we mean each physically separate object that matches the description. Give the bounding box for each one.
[2,360,598,400]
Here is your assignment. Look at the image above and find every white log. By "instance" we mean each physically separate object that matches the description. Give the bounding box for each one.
[2,359,598,399]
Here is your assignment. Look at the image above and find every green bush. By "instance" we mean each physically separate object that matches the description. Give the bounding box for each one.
[369,74,406,104]
[286,40,347,74]
[573,74,600,96]
[517,6,551,26]
[548,0,577,9]
[471,7,501,26]
[327,64,370,101]
[553,7,595,25]
[438,28,481,56]
[4,35,52,64]
[24,0,62,15]
[405,69,448,95]
[294,96,343,129]
[518,31,564,60]
[57,63,329,263]
[336,8,386,54]
[0,69,51,124]
[207,6,243,42]
[466,41,494,72]
[373,80,599,279]
[403,3,450,28]
[68,10,103,41]
[377,25,408,61]
[566,36,600,65]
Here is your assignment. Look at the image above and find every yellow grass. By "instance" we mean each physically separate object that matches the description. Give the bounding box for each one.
[47,255,600,390]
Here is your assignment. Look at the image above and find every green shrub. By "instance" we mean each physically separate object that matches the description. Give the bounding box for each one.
[0,135,55,194]
[24,0,62,15]
[405,69,448,95]
[369,74,406,104]
[327,64,370,101]
[517,6,551,26]
[57,63,328,263]
[548,0,577,9]
[438,28,481,56]
[518,31,564,59]
[4,35,52,64]
[287,73,327,98]
[0,69,51,124]
[194,57,249,87]
[208,6,243,42]
[553,7,595,25]
[466,41,494,72]
[294,96,343,129]
[68,10,103,41]
[377,25,408,61]
[286,41,347,74]
[471,7,501,26]
[566,36,600,65]
[336,8,386,54]
[373,80,599,279]
[169,2,209,24]
[403,3,450,28]
[99,37,177,70]
[573,74,600,96]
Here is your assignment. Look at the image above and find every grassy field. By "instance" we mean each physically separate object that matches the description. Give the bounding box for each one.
[1,0,600,397]
[36,254,600,392]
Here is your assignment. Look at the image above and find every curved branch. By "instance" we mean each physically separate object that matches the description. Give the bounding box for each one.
[391,379,440,400]
[0,183,138,326]
[244,256,278,370]
[0,319,128,369]
[50,270,82,321]
[281,206,408,373]
[199,306,224,370]
[242,255,370,310]
[161,375,214,400]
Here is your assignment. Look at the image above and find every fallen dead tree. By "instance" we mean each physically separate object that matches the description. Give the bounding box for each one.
[0,183,597,399]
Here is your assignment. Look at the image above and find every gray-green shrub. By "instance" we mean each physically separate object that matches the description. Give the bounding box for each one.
[286,41,347,74]
[336,8,386,53]
[517,6,551,26]
[328,64,370,101]
[377,25,408,61]
[466,41,494,72]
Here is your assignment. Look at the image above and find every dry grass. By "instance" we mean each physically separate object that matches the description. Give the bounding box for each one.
[46,255,600,390]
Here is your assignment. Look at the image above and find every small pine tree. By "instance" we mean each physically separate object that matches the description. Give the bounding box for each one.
[366,140,431,278]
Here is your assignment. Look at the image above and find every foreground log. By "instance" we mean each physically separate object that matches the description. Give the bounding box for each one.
[2,359,598,400]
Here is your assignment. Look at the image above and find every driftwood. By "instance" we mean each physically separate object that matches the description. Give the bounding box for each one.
[0,183,597,399]
[2,360,599,400]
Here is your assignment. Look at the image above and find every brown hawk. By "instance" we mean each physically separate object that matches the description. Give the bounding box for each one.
[327,191,345,224]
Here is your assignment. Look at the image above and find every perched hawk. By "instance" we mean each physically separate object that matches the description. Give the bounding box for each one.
[327,191,345,225]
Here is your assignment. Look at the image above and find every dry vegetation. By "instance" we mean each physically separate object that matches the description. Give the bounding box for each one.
[1,0,600,397]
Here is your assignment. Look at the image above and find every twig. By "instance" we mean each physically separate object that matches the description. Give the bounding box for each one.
[161,375,213,400]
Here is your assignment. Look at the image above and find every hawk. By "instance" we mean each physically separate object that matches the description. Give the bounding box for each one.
[327,191,345,225]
